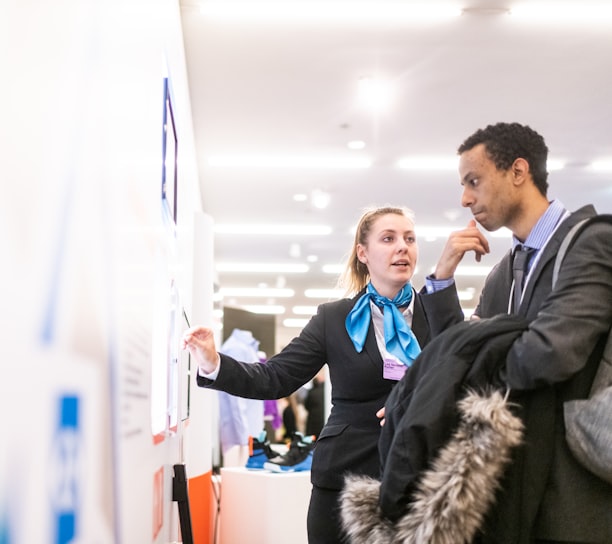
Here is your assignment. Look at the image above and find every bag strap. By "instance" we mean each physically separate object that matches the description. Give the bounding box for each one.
[552,214,612,396]
[553,214,612,288]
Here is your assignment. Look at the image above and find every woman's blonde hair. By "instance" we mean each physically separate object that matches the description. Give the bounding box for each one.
[337,205,415,297]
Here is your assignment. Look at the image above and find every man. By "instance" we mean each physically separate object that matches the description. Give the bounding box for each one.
[455,122,612,543]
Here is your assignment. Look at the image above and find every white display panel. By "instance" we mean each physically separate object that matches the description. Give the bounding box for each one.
[3,0,211,541]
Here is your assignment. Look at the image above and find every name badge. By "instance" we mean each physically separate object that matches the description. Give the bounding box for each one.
[383,357,407,381]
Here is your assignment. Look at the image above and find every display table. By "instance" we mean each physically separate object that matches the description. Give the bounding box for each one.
[219,467,311,544]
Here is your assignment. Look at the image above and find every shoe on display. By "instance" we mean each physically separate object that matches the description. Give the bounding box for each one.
[263,432,315,473]
[245,431,277,470]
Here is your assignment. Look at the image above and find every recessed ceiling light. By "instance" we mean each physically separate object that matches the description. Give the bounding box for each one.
[357,76,393,113]
[443,209,462,221]
[347,140,366,150]
[311,189,331,209]
[289,243,301,258]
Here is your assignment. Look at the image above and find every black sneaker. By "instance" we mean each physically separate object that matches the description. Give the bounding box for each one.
[245,431,277,470]
[263,433,315,473]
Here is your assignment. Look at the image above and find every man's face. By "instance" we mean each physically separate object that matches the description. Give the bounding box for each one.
[458,143,518,232]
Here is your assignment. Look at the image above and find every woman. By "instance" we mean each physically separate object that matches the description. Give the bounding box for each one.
[182,206,488,543]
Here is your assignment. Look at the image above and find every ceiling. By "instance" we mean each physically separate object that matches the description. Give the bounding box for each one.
[179,0,612,348]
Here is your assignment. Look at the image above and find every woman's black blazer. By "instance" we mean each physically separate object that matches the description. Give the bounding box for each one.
[198,284,464,490]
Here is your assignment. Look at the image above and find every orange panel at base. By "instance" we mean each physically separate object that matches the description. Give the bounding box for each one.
[189,470,217,544]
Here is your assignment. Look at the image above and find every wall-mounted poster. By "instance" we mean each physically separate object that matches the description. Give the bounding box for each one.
[161,76,178,227]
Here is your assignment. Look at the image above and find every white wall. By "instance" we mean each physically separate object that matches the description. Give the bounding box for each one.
[1,1,210,542]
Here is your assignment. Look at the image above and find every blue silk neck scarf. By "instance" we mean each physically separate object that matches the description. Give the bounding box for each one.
[345,282,421,366]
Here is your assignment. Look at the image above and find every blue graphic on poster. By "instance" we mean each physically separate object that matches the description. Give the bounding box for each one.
[48,395,81,544]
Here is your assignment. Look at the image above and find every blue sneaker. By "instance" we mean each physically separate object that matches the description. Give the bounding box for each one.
[263,433,315,473]
[245,431,276,470]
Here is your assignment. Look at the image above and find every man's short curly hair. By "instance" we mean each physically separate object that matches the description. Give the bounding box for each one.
[457,122,549,196]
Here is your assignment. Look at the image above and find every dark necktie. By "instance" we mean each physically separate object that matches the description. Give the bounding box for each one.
[512,245,534,312]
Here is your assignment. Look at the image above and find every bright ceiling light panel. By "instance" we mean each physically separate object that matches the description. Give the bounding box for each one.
[397,156,460,170]
[292,305,318,315]
[417,225,511,241]
[490,227,513,238]
[357,76,393,113]
[219,287,295,297]
[216,263,309,273]
[457,288,476,301]
[454,266,493,277]
[414,226,461,239]
[207,155,372,169]
[591,159,612,171]
[283,318,311,328]
[304,288,344,299]
[310,189,331,209]
[462,308,476,318]
[510,4,612,23]
[242,305,286,314]
[347,140,366,150]
[215,224,332,236]
[322,264,344,275]
[199,2,462,23]
[546,158,566,171]
[397,157,565,171]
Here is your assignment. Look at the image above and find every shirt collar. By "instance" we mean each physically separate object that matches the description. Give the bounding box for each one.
[512,199,568,251]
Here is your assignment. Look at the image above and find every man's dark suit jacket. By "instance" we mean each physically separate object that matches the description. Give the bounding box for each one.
[377,313,529,522]
[197,284,463,490]
[476,205,612,543]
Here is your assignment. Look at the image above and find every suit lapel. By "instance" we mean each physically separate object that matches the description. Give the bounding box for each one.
[362,320,384,368]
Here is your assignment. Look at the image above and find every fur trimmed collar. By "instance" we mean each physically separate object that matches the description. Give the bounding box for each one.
[340,390,523,543]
